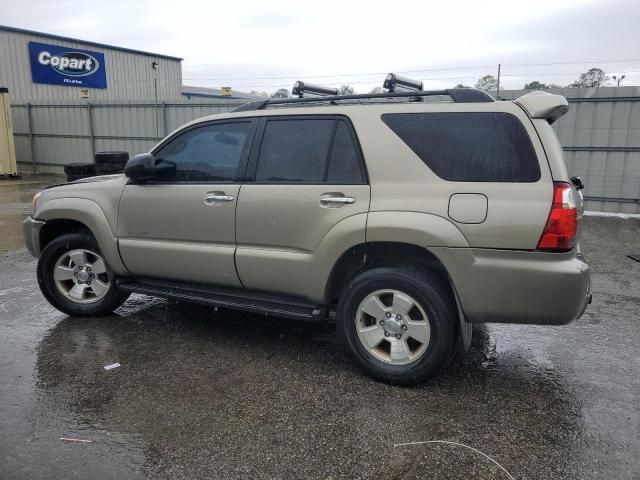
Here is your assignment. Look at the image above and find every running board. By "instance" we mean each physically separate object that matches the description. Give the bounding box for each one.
[116,278,325,321]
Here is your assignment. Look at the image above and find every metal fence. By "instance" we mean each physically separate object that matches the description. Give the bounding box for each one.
[10,100,243,174]
[10,88,640,213]
[501,87,640,214]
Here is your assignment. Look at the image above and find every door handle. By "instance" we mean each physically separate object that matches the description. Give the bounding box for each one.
[320,196,356,206]
[204,193,234,204]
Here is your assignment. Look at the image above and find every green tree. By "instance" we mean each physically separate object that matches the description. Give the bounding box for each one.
[270,88,290,98]
[338,85,355,95]
[475,75,498,92]
[569,68,610,88]
[249,90,269,98]
[523,81,549,90]
[454,83,470,88]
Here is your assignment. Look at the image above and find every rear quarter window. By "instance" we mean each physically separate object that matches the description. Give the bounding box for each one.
[382,112,540,182]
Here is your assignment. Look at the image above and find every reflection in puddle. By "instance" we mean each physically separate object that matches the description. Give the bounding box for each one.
[36,300,584,479]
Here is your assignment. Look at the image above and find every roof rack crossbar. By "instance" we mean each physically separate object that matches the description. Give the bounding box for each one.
[232,88,494,112]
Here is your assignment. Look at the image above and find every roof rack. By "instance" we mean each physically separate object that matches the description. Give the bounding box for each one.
[232,88,494,112]
[383,73,423,93]
[292,80,339,98]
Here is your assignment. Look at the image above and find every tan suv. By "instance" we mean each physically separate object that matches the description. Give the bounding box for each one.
[23,87,591,384]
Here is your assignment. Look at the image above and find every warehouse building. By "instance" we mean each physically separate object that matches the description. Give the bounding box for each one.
[0,24,184,102]
[0,24,250,175]
[0,24,185,102]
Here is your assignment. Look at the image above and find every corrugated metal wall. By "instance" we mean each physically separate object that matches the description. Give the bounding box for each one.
[10,100,243,174]
[0,28,183,102]
[9,87,640,213]
[501,87,640,213]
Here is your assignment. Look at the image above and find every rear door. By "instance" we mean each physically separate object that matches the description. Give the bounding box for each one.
[235,116,370,297]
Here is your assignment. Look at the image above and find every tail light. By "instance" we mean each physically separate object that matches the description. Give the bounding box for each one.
[537,182,577,252]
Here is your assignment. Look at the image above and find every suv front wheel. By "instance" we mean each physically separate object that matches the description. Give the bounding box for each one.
[37,233,129,317]
[337,267,456,385]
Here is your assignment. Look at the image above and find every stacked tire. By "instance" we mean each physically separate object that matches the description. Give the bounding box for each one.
[64,163,96,182]
[94,151,129,175]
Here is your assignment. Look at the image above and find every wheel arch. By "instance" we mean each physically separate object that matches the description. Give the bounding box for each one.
[325,241,452,304]
[325,241,471,348]
[39,219,92,252]
[36,198,129,275]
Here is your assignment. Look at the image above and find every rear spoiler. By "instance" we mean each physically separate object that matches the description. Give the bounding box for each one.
[514,91,569,125]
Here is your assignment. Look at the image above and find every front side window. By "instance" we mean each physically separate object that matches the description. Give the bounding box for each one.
[155,122,252,181]
[382,112,540,182]
[255,117,365,184]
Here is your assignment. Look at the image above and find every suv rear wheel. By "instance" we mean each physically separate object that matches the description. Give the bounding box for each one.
[37,233,129,317]
[337,267,455,385]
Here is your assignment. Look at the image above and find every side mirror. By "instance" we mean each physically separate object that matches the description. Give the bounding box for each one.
[124,154,176,182]
[124,153,156,181]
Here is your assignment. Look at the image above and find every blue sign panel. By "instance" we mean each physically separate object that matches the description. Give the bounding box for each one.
[28,41,107,89]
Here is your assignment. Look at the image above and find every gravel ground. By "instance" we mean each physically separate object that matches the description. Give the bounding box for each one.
[1,176,638,479]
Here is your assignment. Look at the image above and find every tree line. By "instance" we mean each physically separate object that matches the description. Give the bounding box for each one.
[250,67,616,98]
[472,67,611,91]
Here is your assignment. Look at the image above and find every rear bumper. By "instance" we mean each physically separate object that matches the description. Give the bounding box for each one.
[22,216,45,258]
[433,247,591,325]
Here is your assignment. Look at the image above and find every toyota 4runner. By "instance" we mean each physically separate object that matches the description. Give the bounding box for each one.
[23,87,591,385]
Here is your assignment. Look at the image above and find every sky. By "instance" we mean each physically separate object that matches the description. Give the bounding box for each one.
[2,0,640,94]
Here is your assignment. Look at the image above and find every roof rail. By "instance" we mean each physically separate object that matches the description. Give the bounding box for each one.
[232,88,494,112]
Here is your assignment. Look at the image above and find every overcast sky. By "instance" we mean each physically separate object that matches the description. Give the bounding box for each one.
[2,0,639,93]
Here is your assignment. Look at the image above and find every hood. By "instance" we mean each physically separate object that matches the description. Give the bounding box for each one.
[45,174,125,190]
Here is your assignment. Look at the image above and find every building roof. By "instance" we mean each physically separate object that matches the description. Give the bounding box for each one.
[182,85,264,100]
[0,24,183,61]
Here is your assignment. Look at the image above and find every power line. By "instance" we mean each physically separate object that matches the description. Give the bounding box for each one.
[183,64,497,81]
[195,70,640,89]
[183,59,640,82]
[503,59,640,67]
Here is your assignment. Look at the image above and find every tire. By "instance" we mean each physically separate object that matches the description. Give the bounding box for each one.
[37,233,129,317]
[66,173,97,182]
[95,163,126,175]
[94,151,129,165]
[337,266,456,385]
[63,162,96,176]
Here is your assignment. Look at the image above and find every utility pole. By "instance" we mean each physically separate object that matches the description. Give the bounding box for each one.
[152,61,160,140]
[496,64,501,99]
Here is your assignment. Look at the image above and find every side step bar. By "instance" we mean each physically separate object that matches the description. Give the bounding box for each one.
[116,278,326,321]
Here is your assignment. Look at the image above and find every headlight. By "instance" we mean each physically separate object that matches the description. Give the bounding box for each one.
[32,192,42,211]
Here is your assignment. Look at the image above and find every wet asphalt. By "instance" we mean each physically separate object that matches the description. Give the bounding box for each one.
[0,176,638,480]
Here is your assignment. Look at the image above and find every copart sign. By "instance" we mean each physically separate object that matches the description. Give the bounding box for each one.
[28,41,107,89]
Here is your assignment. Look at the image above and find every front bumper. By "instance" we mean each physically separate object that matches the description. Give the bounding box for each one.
[22,216,45,257]
[433,247,591,325]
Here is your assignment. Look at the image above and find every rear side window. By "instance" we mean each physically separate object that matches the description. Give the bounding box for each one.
[326,120,364,183]
[255,117,365,184]
[382,112,540,182]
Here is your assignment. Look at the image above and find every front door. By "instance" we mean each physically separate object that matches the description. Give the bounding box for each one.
[118,119,256,287]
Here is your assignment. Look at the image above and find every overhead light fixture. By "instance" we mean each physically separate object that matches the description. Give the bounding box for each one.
[292,81,339,98]
[383,73,423,93]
